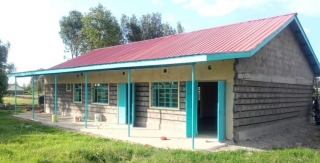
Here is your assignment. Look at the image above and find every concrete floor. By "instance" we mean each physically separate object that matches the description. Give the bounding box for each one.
[13,113,231,151]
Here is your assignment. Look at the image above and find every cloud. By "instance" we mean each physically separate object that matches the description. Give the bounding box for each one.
[177,0,269,17]
[303,27,310,34]
[285,0,320,17]
[172,0,186,3]
[151,0,162,5]
[163,13,177,24]
[175,0,320,17]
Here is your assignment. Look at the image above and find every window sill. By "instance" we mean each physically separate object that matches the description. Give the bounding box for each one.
[149,107,180,110]
[73,101,82,104]
[91,103,109,106]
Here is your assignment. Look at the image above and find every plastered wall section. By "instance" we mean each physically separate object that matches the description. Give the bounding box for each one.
[45,59,235,140]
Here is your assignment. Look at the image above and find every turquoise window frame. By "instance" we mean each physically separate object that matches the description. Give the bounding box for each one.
[66,83,72,92]
[151,82,179,109]
[73,83,82,103]
[92,83,109,104]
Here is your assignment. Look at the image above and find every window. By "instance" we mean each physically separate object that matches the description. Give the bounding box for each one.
[151,82,178,108]
[66,83,72,91]
[92,83,109,104]
[74,83,82,102]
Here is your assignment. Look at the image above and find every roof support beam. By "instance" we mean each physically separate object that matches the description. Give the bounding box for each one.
[32,76,34,119]
[53,75,58,122]
[191,63,195,150]
[14,77,17,115]
[84,72,88,128]
[127,68,131,137]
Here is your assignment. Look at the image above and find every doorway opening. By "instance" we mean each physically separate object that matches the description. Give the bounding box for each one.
[197,82,218,136]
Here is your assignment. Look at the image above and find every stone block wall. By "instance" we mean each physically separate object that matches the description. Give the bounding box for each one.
[44,83,118,123]
[233,79,313,141]
[134,82,186,133]
[233,26,314,141]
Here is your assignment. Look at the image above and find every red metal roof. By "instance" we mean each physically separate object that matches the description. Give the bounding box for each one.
[52,13,296,69]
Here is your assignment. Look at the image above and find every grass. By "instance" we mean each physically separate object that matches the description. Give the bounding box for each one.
[0,110,320,163]
[3,96,38,105]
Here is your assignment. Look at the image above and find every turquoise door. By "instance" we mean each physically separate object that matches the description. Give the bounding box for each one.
[118,83,134,124]
[217,81,226,142]
[118,83,127,124]
[186,81,198,137]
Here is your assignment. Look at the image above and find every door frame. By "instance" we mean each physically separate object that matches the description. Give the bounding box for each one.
[186,80,226,142]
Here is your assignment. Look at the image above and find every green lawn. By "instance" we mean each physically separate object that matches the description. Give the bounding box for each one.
[3,97,38,105]
[0,110,320,163]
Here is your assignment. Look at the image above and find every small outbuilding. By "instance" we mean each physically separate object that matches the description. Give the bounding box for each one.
[7,84,24,95]
[8,13,320,145]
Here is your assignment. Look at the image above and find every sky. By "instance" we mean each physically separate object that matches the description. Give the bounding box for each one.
[0,0,320,86]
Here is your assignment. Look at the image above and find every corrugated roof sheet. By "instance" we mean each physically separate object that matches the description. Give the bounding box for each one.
[52,13,296,69]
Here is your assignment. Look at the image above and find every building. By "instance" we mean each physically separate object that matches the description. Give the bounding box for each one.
[7,84,24,95]
[8,13,319,143]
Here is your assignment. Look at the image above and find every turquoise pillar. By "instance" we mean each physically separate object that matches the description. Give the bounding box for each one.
[54,75,57,121]
[14,77,17,114]
[128,69,131,137]
[217,81,226,142]
[131,83,135,127]
[32,76,34,119]
[191,63,195,149]
[85,72,88,128]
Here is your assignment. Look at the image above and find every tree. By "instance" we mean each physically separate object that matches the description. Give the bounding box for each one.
[82,3,121,50]
[0,40,10,103]
[27,68,45,94]
[177,21,184,33]
[0,40,10,69]
[120,14,143,43]
[140,12,164,39]
[6,62,16,73]
[59,8,185,54]
[59,10,86,59]
[35,75,44,94]
[163,22,176,36]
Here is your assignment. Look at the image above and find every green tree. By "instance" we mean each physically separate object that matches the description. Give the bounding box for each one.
[0,40,10,103]
[140,12,164,39]
[177,21,184,33]
[6,62,16,73]
[82,3,121,50]
[59,10,86,59]
[26,68,45,94]
[128,15,143,42]
[34,68,44,94]
[120,14,143,43]
[163,22,177,36]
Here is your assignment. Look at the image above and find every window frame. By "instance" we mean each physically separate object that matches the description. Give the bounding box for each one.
[91,83,110,105]
[66,83,72,92]
[149,81,180,110]
[73,83,82,103]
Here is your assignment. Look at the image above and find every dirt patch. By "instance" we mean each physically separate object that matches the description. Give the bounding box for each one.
[216,121,320,152]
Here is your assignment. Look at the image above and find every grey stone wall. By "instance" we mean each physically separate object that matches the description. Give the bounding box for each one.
[44,83,118,123]
[134,82,186,133]
[233,26,314,141]
[235,27,314,85]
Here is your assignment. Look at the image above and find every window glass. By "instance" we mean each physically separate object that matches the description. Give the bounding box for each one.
[92,83,108,104]
[74,83,82,102]
[151,82,178,108]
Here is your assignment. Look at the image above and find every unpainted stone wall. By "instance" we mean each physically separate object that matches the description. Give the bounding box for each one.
[134,82,186,133]
[233,26,314,141]
[235,27,314,85]
[44,83,118,123]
